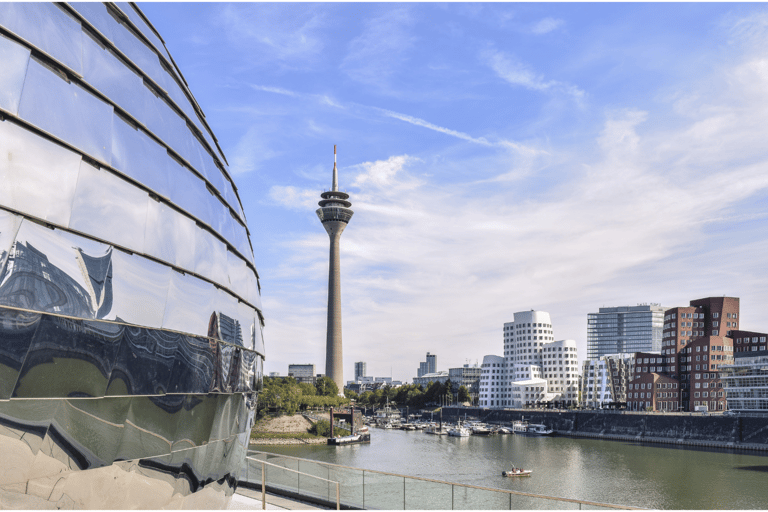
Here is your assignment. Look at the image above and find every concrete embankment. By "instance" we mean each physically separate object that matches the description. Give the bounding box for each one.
[441,408,768,452]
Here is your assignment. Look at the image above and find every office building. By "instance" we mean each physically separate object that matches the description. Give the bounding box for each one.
[720,336,768,412]
[449,364,482,397]
[580,353,633,409]
[288,364,317,384]
[417,352,437,377]
[354,361,367,382]
[481,310,580,408]
[414,370,450,387]
[587,304,666,359]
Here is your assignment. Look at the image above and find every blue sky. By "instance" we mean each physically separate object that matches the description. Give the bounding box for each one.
[142,3,768,383]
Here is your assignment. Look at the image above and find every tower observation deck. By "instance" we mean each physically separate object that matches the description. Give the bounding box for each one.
[317,145,354,393]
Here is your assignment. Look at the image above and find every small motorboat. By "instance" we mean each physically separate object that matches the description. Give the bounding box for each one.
[502,466,531,477]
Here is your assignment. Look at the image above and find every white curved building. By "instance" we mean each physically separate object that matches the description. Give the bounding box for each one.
[482,311,580,408]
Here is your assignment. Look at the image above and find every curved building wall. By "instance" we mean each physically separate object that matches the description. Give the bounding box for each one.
[0,3,263,508]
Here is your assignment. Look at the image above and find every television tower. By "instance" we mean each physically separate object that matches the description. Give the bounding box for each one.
[317,145,354,393]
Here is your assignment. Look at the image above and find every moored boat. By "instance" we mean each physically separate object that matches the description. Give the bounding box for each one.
[513,421,554,436]
[448,425,471,437]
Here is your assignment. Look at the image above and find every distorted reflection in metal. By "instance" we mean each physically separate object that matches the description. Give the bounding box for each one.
[0,2,263,507]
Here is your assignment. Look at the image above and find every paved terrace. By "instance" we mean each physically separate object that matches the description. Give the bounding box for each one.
[230,487,327,510]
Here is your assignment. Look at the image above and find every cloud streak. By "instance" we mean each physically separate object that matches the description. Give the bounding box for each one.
[484,49,585,100]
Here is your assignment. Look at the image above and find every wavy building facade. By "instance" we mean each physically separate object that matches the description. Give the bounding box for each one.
[0,3,264,508]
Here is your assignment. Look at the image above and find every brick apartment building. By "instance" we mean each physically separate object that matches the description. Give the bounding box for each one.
[627,297,738,412]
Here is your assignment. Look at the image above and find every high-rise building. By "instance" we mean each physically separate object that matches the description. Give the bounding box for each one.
[316,146,354,394]
[354,361,367,382]
[587,305,666,359]
[426,352,437,374]
[417,352,437,377]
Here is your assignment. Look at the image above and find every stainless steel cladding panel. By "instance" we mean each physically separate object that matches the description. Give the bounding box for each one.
[0,2,263,508]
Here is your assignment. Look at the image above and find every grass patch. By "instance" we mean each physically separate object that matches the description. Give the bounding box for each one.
[250,431,323,440]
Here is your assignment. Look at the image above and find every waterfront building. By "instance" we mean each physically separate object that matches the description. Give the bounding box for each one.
[720,343,768,412]
[587,304,666,359]
[580,353,633,408]
[481,310,580,409]
[656,297,739,411]
[0,3,263,507]
[317,146,354,394]
[413,370,450,387]
[627,372,680,412]
[479,355,507,407]
[354,361,367,381]
[449,364,482,398]
[732,330,768,354]
[288,363,317,384]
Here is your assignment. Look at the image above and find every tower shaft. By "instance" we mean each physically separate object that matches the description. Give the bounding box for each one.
[325,227,343,389]
[317,146,353,394]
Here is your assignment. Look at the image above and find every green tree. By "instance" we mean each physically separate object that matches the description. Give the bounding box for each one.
[457,385,470,403]
[298,382,317,396]
[316,376,339,397]
[344,388,359,400]
[357,391,369,405]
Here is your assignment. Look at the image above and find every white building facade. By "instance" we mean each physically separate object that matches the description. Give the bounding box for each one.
[480,311,580,408]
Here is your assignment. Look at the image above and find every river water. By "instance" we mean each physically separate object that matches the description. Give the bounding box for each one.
[253,428,768,509]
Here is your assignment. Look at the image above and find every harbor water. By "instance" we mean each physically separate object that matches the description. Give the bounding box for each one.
[254,427,768,509]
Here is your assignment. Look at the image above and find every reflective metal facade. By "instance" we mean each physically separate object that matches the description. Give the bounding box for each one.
[0,3,263,508]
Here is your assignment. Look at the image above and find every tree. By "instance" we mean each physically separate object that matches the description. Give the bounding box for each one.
[316,376,339,397]
[457,385,470,403]
[344,388,359,400]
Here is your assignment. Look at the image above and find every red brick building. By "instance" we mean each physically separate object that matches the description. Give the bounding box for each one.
[631,297,739,412]
[732,330,768,354]
[627,372,680,411]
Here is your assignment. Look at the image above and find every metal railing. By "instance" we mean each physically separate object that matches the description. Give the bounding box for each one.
[242,451,640,510]
[243,456,340,510]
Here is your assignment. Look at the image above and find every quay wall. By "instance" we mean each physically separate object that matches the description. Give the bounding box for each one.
[439,408,768,451]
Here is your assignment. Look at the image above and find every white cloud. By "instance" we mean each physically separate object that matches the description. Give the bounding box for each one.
[229,126,281,176]
[341,8,416,88]
[530,17,565,35]
[484,49,585,100]
[377,108,542,156]
[217,4,327,65]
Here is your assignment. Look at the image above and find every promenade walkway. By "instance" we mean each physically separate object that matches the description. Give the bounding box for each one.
[230,487,327,510]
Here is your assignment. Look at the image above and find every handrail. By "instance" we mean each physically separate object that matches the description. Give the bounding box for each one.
[244,456,340,510]
[247,450,640,510]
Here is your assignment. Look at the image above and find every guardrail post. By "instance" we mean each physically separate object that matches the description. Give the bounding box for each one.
[261,461,266,510]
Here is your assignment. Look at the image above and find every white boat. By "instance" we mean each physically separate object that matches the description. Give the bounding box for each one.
[425,424,449,435]
[448,426,471,437]
[502,466,532,477]
[471,424,494,435]
[512,421,554,436]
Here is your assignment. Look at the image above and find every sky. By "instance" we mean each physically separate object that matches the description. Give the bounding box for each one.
[141,3,768,384]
